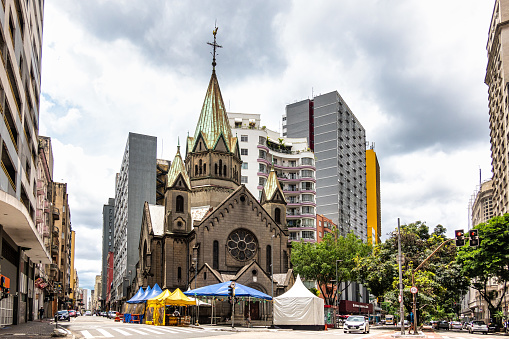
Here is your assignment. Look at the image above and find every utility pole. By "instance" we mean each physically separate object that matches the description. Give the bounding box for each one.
[398,218,405,335]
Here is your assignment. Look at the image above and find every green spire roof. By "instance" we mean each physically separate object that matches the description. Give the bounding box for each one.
[167,146,191,189]
[192,71,233,151]
[263,166,286,203]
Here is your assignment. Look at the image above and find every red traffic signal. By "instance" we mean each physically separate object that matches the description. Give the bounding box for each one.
[469,229,479,247]
[455,229,465,247]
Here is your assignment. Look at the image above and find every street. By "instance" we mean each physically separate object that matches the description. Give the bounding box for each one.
[55,316,506,339]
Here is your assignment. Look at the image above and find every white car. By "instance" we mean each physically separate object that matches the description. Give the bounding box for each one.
[469,320,488,334]
[344,316,370,334]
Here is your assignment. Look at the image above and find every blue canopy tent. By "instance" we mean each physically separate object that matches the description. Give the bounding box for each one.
[142,283,163,300]
[184,281,272,299]
[126,287,145,304]
[184,281,271,326]
[123,286,152,323]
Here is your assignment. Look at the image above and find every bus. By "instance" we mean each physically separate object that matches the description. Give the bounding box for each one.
[385,315,394,325]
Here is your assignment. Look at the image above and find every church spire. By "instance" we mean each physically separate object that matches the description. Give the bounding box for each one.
[191,26,233,151]
[167,145,191,189]
[261,166,286,204]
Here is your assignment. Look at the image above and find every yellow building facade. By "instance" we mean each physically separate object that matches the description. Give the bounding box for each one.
[365,149,381,245]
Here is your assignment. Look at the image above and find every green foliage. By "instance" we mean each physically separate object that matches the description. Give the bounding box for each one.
[291,232,371,305]
[355,221,469,323]
[456,214,509,325]
[308,287,320,297]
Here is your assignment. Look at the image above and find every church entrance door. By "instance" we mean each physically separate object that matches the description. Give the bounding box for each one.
[244,301,260,320]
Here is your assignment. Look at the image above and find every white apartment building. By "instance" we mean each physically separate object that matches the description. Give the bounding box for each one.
[228,113,317,242]
[0,0,49,325]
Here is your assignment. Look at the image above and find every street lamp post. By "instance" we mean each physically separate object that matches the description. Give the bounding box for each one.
[335,259,343,328]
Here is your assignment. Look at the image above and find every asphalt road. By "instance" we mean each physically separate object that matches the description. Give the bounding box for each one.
[58,316,504,339]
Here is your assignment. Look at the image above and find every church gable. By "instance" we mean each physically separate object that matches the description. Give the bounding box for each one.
[213,133,229,153]
[170,173,190,191]
[192,132,210,153]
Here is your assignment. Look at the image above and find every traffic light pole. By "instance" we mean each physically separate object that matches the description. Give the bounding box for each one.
[411,238,454,335]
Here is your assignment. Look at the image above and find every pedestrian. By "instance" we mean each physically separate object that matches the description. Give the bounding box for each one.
[39,306,44,321]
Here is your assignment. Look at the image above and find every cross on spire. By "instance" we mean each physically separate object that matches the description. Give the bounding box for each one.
[207,25,222,71]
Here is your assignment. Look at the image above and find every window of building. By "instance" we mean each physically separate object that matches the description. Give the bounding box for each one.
[302,231,315,239]
[241,135,248,142]
[242,163,248,169]
[275,208,281,223]
[178,267,182,281]
[213,241,219,269]
[241,149,248,156]
[259,136,266,145]
[241,176,248,184]
[176,195,184,213]
[302,206,314,214]
[266,245,271,273]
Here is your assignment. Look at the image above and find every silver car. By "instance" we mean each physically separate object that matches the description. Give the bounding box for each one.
[469,320,488,334]
[344,316,370,334]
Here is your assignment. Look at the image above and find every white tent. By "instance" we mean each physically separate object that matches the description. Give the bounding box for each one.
[274,274,324,327]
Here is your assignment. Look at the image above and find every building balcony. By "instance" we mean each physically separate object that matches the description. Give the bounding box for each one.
[44,201,51,213]
[0,190,51,263]
[53,207,60,220]
[36,209,43,223]
[51,245,59,255]
[50,263,59,272]
[36,180,45,196]
[53,226,59,236]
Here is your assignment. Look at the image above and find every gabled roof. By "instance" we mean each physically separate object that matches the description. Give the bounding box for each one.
[148,204,165,236]
[167,146,191,189]
[261,166,286,204]
[192,71,234,151]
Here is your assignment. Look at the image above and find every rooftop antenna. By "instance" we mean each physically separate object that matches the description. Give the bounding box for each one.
[207,22,222,72]
[479,167,481,186]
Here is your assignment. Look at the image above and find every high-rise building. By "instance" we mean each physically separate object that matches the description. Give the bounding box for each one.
[113,133,156,305]
[486,0,509,215]
[228,113,317,242]
[316,214,336,243]
[0,0,47,325]
[284,91,367,242]
[101,198,114,308]
[365,147,381,245]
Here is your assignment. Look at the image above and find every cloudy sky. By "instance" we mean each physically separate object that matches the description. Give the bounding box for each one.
[39,1,495,290]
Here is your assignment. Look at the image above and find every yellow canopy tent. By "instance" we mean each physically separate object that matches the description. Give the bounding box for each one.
[166,288,196,306]
[145,289,171,325]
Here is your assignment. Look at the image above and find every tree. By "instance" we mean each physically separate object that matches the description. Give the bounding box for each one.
[456,214,509,326]
[291,232,371,305]
[355,221,469,322]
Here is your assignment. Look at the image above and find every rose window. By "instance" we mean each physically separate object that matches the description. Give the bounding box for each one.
[227,229,257,261]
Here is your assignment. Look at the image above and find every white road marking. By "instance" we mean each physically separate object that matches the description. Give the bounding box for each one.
[125,327,150,335]
[80,330,94,338]
[97,328,115,337]
[137,327,166,334]
[110,327,133,336]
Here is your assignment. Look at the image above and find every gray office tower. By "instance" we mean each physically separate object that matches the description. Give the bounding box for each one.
[284,91,367,242]
[113,133,157,305]
[101,198,115,306]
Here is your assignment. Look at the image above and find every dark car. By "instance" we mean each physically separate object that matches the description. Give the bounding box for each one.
[437,321,450,330]
[54,310,70,322]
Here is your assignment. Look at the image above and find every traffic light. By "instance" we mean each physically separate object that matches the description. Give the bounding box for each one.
[228,284,234,298]
[469,229,479,247]
[455,229,465,247]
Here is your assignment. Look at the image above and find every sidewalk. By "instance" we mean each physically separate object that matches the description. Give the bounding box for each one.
[0,319,72,338]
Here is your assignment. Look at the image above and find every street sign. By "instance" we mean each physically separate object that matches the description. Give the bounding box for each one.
[410,286,418,294]
[398,294,402,302]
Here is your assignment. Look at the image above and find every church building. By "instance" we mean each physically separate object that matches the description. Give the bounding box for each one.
[135,29,294,320]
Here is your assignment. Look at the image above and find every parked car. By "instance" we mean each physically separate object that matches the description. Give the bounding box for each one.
[84,310,92,316]
[469,320,488,334]
[54,310,70,322]
[449,321,462,330]
[344,316,370,334]
[397,320,410,327]
[436,321,450,330]
[68,310,76,317]
[108,311,117,319]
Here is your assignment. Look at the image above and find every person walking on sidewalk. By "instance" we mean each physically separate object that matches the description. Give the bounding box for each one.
[39,306,44,321]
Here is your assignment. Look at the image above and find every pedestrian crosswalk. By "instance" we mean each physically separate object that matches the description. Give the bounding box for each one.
[79,325,214,338]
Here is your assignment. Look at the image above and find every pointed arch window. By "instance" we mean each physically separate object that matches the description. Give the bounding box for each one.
[213,240,219,269]
[219,160,223,176]
[275,208,281,223]
[223,165,227,177]
[203,163,206,175]
[266,245,271,273]
[199,160,203,174]
[176,195,184,213]
[195,164,198,175]
[215,163,218,175]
